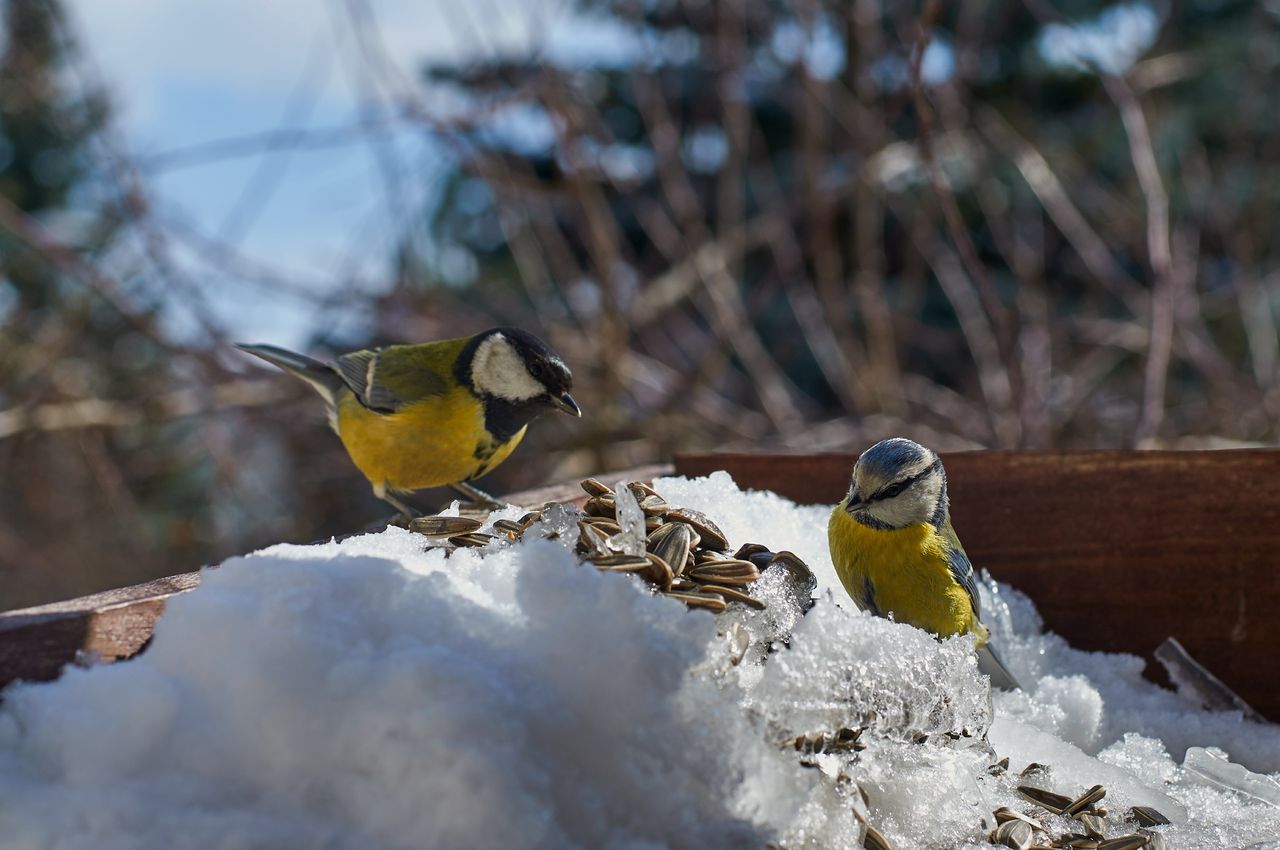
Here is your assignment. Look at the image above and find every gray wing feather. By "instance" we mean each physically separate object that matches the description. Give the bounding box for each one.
[334,349,401,413]
[945,542,983,621]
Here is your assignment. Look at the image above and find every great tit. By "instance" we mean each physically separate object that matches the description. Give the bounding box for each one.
[828,437,1020,690]
[236,328,580,516]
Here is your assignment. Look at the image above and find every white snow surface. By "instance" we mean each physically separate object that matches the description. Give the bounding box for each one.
[1,470,1278,849]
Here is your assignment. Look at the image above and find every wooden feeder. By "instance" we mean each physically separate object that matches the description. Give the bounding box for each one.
[2,450,1277,721]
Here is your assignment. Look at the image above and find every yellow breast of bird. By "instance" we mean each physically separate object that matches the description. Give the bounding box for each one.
[828,506,978,639]
[334,389,527,493]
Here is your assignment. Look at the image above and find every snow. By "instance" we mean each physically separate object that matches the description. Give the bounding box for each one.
[1,470,1279,849]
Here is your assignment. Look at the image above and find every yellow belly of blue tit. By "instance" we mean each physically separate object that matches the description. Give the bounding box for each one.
[335,388,527,493]
[828,504,990,646]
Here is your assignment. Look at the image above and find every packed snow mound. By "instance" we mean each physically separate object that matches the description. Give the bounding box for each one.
[0,471,1275,849]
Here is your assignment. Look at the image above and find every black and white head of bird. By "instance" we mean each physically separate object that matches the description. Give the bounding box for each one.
[465,328,580,417]
[844,437,947,529]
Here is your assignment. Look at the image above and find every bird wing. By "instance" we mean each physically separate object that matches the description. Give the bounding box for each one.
[939,515,983,621]
[334,345,450,414]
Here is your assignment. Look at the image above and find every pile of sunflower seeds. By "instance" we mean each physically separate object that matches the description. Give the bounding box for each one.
[985,766,1172,850]
[408,477,817,618]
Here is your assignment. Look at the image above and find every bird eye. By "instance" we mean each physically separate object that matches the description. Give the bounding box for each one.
[529,363,545,379]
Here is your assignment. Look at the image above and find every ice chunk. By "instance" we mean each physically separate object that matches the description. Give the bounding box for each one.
[755,600,993,743]
[524,501,581,552]
[1184,746,1280,807]
[610,481,645,556]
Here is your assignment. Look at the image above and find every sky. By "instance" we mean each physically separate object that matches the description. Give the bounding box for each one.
[62,0,583,347]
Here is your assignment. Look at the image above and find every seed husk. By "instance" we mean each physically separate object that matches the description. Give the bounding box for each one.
[1063,785,1106,815]
[1016,785,1073,815]
[670,578,698,592]
[1096,837,1148,850]
[648,523,693,577]
[580,477,611,497]
[409,515,484,538]
[1077,813,1106,840]
[989,757,1012,776]
[863,825,893,850]
[517,511,541,529]
[645,515,664,532]
[688,559,760,586]
[450,532,493,547]
[663,591,727,613]
[1062,838,1101,849]
[664,507,728,550]
[578,521,611,557]
[1019,762,1049,777]
[696,584,767,610]
[994,819,1033,849]
[724,622,750,665]
[1128,807,1170,828]
[1137,830,1167,850]
[644,552,674,590]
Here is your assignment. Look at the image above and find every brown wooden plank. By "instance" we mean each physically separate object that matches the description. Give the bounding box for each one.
[0,466,673,692]
[675,450,1280,720]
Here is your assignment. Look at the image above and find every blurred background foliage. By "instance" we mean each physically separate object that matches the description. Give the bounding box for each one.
[1,0,1278,607]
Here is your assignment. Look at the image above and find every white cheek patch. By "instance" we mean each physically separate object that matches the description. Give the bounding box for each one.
[865,470,944,528]
[470,334,544,402]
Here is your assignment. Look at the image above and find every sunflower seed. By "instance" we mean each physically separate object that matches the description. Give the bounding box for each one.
[748,550,777,570]
[864,825,893,850]
[769,550,817,590]
[1020,763,1049,777]
[1016,785,1073,815]
[627,480,661,501]
[645,515,664,532]
[663,591,727,613]
[492,519,524,538]
[409,515,484,537]
[993,808,1042,830]
[580,477,611,497]
[450,532,493,547]
[580,516,622,533]
[648,523,694,577]
[644,552,674,590]
[591,554,650,572]
[1096,837,1148,850]
[517,511,541,530]
[583,495,617,517]
[994,819,1034,849]
[688,559,760,586]
[696,584,767,610]
[1063,785,1106,815]
[670,578,698,592]
[734,542,772,561]
[990,757,1012,776]
[664,507,728,550]
[1128,807,1169,828]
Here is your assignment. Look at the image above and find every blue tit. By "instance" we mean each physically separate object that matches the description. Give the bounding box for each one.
[237,328,580,516]
[828,437,1020,690]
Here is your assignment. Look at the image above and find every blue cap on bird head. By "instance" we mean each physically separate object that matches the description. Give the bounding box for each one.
[846,437,948,528]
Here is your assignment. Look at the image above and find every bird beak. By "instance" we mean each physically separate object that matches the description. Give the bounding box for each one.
[550,392,582,417]
[845,493,863,513]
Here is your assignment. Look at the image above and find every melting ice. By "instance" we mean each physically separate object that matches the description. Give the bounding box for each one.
[0,471,1277,849]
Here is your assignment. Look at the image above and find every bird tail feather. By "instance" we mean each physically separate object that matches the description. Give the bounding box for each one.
[978,643,1021,691]
[235,343,344,409]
